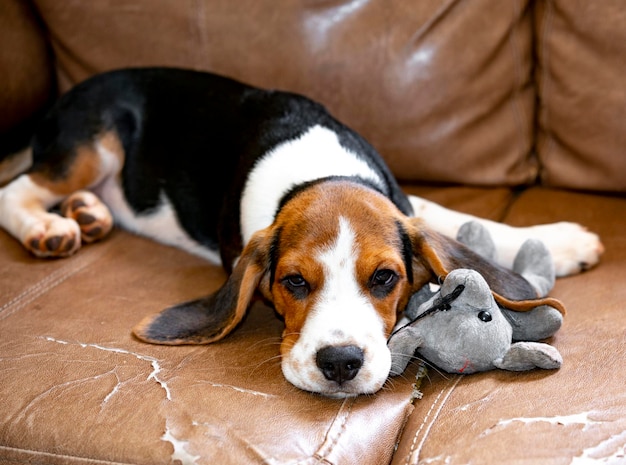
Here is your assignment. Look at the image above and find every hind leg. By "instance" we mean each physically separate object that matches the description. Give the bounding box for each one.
[61,190,113,244]
[0,178,114,257]
[408,195,604,277]
[0,133,123,258]
[0,174,82,257]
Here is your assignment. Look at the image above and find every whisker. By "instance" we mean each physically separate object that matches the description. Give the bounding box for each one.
[248,354,283,378]
[245,336,283,350]
[388,351,450,381]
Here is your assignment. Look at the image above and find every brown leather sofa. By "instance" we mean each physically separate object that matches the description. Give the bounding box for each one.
[1,1,625,464]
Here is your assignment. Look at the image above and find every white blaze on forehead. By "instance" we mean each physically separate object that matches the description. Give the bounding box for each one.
[317,217,366,311]
[312,217,386,343]
[280,216,392,396]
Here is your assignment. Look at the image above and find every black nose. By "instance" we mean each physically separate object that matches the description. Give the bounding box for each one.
[316,345,364,385]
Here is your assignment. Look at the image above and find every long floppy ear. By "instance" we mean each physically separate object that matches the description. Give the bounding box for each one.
[408,219,566,315]
[133,230,273,345]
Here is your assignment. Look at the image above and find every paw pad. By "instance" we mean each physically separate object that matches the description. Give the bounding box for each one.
[61,191,113,243]
[24,216,81,258]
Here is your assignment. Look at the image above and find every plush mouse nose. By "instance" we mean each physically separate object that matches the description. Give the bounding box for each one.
[316,345,364,384]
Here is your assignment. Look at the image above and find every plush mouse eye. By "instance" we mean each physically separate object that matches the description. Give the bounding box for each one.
[281,274,309,299]
[369,269,398,298]
[478,311,492,322]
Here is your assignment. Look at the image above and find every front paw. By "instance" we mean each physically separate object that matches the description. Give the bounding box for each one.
[534,222,604,277]
[24,215,81,258]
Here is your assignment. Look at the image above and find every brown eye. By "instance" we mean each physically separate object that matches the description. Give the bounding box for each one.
[369,269,398,298]
[281,274,309,299]
[285,275,306,287]
[372,269,395,285]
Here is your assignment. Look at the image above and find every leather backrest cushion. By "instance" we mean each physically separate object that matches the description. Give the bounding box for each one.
[0,0,54,144]
[535,0,626,192]
[32,0,536,187]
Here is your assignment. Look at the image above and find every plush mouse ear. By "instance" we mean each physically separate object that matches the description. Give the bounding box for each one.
[493,341,563,371]
[133,231,271,345]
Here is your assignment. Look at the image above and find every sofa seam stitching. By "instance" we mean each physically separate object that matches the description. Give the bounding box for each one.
[311,397,357,464]
[0,444,132,465]
[537,0,555,183]
[0,250,103,321]
[403,375,462,465]
[508,0,536,184]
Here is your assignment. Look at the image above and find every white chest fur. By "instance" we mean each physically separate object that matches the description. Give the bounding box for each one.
[240,125,384,245]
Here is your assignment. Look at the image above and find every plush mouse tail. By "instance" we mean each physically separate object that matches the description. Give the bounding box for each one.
[492,292,567,316]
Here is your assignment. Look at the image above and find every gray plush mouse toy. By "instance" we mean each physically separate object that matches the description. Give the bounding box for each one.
[388,221,565,375]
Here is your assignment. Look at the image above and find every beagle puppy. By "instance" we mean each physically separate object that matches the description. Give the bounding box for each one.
[0,67,603,397]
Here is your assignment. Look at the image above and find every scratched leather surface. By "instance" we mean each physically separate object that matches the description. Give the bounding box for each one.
[0,229,416,464]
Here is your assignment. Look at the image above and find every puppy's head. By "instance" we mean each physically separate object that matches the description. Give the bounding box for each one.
[133,180,544,397]
[262,182,420,397]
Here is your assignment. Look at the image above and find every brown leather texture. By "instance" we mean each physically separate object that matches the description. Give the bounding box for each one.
[0,0,53,135]
[33,0,537,187]
[2,1,626,464]
[0,230,416,464]
[534,0,626,192]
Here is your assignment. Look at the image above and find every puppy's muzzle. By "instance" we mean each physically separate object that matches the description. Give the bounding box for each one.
[316,345,365,385]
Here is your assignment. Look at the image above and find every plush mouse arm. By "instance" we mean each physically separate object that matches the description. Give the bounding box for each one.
[494,342,563,371]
